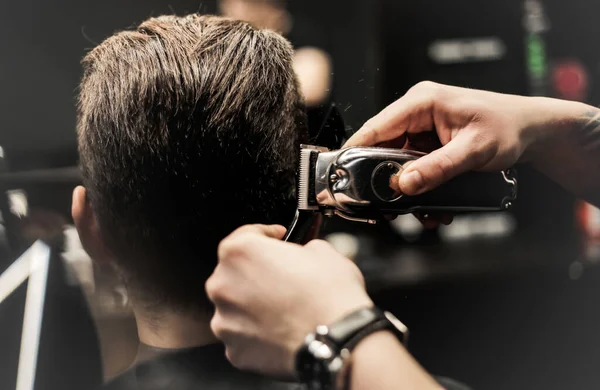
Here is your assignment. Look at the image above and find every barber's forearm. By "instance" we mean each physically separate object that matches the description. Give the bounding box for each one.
[524,98,600,207]
[350,331,441,390]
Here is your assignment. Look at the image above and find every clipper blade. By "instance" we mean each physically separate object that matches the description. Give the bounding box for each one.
[297,147,319,211]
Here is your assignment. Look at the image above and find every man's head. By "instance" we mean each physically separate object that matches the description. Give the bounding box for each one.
[73,14,307,312]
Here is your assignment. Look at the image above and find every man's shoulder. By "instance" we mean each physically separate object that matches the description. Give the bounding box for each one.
[100,345,304,390]
[99,344,469,390]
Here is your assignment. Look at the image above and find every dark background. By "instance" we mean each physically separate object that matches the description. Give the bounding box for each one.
[372,0,600,388]
[2,0,600,388]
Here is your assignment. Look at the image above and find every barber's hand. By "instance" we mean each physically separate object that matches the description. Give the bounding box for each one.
[206,224,373,378]
[346,81,539,196]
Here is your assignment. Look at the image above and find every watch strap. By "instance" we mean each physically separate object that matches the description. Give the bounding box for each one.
[324,307,408,353]
[294,307,409,390]
[325,307,384,349]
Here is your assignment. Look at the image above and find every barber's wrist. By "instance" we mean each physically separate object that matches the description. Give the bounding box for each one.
[294,306,409,389]
[352,329,399,355]
[292,296,373,363]
[315,295,374,328]
[521,97,590,163]
[351,331,442,390]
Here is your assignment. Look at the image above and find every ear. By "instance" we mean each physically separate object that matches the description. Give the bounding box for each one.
[72,186,112,265]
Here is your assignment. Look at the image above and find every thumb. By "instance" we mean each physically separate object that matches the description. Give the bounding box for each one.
[399,134,491,195]
[232,224,287,240]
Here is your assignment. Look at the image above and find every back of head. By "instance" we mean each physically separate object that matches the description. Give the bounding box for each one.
[77,14,307,311]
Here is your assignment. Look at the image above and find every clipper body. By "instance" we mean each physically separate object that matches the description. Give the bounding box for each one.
[284,145,517,242]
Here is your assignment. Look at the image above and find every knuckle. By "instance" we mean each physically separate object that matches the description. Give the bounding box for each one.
[407,81,447,113]
[204,274,223,300]
[305,239,333,252]
[225,347,247,371]
[357,273,366,289]
[210,313,239,346]
[468,108,486,124]
[217,238,236,260]
[241,224,262,234]
[358,118,382,145]
[235,235,258,254]
[218,234,253,261]
[233,224,254,234]
[210,313,226,338]
[352,263,366,284]
[410,80,439,95]
[224,347,236,365]
[361,118,376,133]
[414,80,436,90]
[226,225,256,243]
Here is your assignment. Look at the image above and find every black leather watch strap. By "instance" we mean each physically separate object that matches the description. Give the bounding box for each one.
[325,307,384,349]
[323,307,408,353]
[295,307,409,390]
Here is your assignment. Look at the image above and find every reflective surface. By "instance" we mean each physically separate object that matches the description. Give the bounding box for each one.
[313,146,517,221]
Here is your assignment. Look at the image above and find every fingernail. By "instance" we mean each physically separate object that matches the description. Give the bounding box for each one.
[400,170,424,195]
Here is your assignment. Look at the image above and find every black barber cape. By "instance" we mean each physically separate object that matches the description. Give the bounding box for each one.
[101,343,470,390]
[102,344,301,390]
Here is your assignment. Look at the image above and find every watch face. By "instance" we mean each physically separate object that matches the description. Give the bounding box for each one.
[295,338,336,389]
[295,343,314,384]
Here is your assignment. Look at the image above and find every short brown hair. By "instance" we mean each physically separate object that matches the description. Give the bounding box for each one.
[77,14,307,310]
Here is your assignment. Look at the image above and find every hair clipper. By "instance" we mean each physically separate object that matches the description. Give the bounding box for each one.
[284,145,518,243]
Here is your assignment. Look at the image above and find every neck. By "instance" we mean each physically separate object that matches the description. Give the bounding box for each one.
[134,306,218,350]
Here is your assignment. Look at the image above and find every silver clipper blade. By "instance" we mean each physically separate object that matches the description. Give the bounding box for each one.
[297,145,326,211]
[283,146,325,243]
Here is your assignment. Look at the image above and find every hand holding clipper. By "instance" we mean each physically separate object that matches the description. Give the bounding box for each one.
[284,145,517,243]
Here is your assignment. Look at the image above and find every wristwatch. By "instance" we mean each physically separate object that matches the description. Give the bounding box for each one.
[295,307,409,390]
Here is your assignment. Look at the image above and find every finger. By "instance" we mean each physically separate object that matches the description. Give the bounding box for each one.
[399,133,493,195]
[210,310,241,346]
[413,212,440,230]
[440,213,454,225]
[389,172,402,195]
[412,212,454,228]
[344,82,440,148]
[218,225,287,266]
[372,133,408,149]
[205,263,236,305]
[231,224,287,240]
